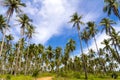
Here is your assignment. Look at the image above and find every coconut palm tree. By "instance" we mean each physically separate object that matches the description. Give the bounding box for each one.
[69,12,88,79]
[2,0,26,22]
[0,15,7,34]
[81,29,90,51]
[86,21,99,57]
[0,0,26,57]
[5,34,14,45]
[15,14,32,75]
[103,0,120,20]
[101,39,112,57]
[66,39,76,53]
[100,18,116,35]
[109,30,120,63]
[17,14,32,36]
[55,47,62,72]
[65,39,76,71]
[24,24,35,75]
[46,46,53,62]
[0,15,8,56]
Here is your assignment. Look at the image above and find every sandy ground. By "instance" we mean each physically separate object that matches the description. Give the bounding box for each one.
[37,77,53,80]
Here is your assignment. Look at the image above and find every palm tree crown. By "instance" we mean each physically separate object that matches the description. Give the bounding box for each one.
[2,0,26,21]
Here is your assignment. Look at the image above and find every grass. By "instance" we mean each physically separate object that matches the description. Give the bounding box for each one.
[37,72,56,78]
[0,72,120,80]
[53,71,120,80]
[0,75,33,80]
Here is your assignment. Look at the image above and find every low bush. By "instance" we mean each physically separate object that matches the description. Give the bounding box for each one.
[111,73,118,79]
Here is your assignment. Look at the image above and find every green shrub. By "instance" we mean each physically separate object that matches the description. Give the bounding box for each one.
[57,72,68,77]
[11,75,33,80]
[6,75,11,80]
[32,69,39,78]
[111,73,118,79]
[73,72,81,79]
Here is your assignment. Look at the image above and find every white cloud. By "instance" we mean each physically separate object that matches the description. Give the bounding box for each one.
[22,0,103,44]
[0,0,104,44]
[23,0,80,44]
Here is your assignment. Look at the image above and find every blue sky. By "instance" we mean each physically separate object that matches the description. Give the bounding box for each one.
[0,0,120,57]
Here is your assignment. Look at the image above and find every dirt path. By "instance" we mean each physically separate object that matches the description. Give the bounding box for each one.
[37,77,53,80]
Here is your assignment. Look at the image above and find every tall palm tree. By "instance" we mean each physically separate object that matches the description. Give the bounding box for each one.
[66,39,76,53]
[70,12,88,79]
[16,14,32,74]
[0,15,7,34]
[55,47,62,72]
[100,18,116,35]
[5,34,14,45]
[86,22,99,57]
[24,24,35,75]
[109,30,120,63]
[2,0,26,22]
[17,14,32,36]
[46,46,53,62]
[0,0,26,57]
[0,15,8,56]
[103,0,120,20]
[81,29,90,51]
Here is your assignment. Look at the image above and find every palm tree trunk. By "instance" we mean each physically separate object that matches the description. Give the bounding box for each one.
[15,40,21,75]
[93,36,99,56]
[77,28,88,80]
[0,11,11,56]
[25,39,30,75]
[0,29,6,56]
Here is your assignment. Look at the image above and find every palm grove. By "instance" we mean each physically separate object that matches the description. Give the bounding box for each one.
[0,0,120,79]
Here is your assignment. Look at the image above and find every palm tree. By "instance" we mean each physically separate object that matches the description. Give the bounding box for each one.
[0,0,26,57]
[81,29,90,51]
[100,18,116,35]
[69,12,88,79]
[66,39,76,53]
[55,47,62,72]
[86,22,99,57]
[24,24,35,75]
[0,15,8,56]
[101,39,112,57]
[87,49,96,74]
[109,30,120,63]
[66,39,76,71]
[5,34,14,45]
[46,46,53,62]
[15,14,32,75]
[17,14,32,36]
[0,15,7,34]
[2,0,26,22]
[103,0,120,20]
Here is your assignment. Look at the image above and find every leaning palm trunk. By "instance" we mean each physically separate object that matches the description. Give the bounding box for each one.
[0,29,6,56]
[93,36,99,57]
[77,28,88,80]
[0,11,11,56]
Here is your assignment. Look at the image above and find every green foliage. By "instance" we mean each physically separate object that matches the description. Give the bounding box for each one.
[38,72,55,78]
[73,72,81,79]
[32,69,39,78]
[0,75,33,80]
[111,73,118,79]
[56,71,81,79]
[6,75,11,80]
